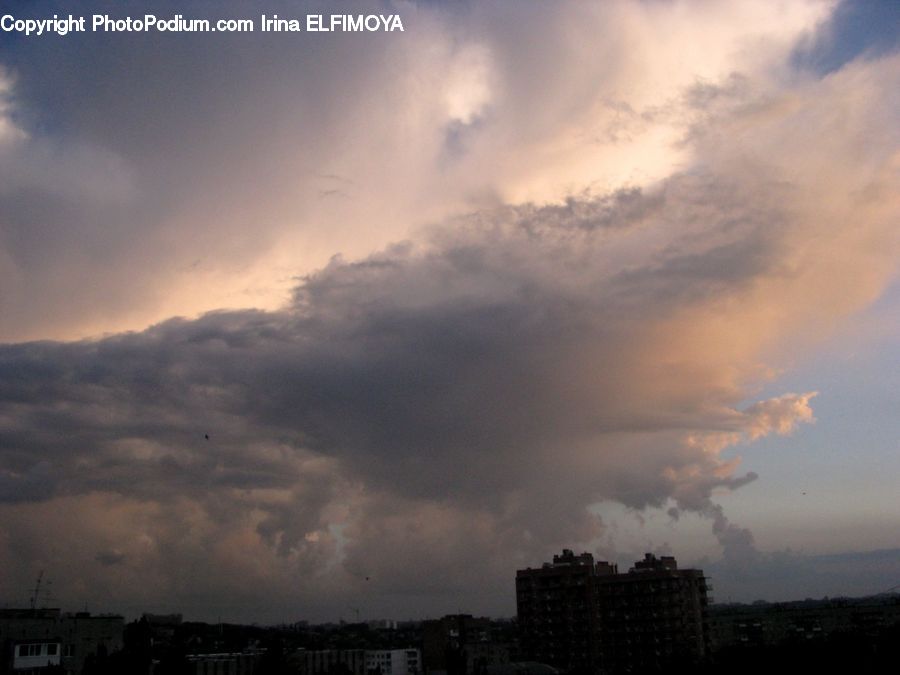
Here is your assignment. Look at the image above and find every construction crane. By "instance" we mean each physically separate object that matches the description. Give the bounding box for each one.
[29,571,44,610]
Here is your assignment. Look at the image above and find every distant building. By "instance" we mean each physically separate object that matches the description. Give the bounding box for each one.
[708,595,900,650]
[188,651,261,675]
[294,649,368,675]
[366,649,421,675]
[516,551,710,674]
[422,615,510,675]
[0,608,124,675]
[484,665,558,675]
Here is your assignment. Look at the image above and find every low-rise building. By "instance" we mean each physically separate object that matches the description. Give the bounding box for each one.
[708,595,900,650]
[187,651,261,675]
[0,608,124,675]
[366,649,420,675]
[294,648,367,675]
[422,615,510,675]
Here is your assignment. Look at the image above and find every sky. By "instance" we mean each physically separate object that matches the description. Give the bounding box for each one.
[0,0,899,623]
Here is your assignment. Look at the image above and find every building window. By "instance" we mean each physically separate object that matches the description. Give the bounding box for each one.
[18,644,44,657]
[47,643,58,655]
[64,644,76,657]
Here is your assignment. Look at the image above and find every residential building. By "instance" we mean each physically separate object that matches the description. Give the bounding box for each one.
[0,608,124,675]
[366,649,420,675]
[594,553,709,673]
[708,594,900,650]
[294,649,367,675]
[188,651,261,675]
[422,615,510,675]
[516,550,602,674]
[516,551,710,674]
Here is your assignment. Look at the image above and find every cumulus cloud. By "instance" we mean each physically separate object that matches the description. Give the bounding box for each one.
[0,1,898,620]
[0,0,835,341]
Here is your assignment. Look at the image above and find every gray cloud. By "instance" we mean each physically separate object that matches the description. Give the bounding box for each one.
[95,550,127,567]
[0,0,432,340]
[0,0,841,342]
[0,170,830,618]
[701,547,900,603]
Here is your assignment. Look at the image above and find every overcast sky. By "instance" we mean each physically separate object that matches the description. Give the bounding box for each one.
[1,0,899,623]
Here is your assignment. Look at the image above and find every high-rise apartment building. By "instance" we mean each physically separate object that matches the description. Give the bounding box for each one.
[594,553,710,673]
[516,550,605,674]
[516,551,709,674]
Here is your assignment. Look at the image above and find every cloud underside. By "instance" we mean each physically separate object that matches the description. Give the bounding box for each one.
[0,1,899,620]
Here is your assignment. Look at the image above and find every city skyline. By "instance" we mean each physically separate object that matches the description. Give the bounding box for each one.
[1,0,899,624]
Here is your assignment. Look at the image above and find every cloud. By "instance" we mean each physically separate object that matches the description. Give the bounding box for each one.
[744,393,817,439]
[0,460,58,503]
[0,0,834,341]
[95,549,127,567]
[0,1,898,621]
[702,547,900,603]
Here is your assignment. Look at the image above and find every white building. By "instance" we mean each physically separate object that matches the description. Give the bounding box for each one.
[365,649,420,675]
[13,641,62,671]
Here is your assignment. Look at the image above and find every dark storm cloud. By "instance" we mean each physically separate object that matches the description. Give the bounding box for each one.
[0,167,877,620]
[0,160,837,619]
[0,174,819,561]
